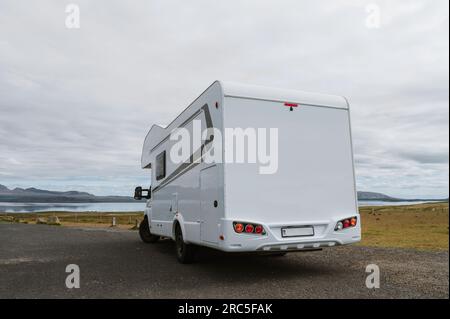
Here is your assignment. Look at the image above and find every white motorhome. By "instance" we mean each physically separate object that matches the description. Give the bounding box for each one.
[135,81,361,263]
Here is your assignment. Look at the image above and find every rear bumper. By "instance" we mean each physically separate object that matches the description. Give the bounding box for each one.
[218,217,361,252]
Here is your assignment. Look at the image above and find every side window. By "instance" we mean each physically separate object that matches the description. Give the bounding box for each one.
[156,151,166,181]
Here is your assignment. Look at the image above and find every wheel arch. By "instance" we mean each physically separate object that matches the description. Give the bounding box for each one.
[172,214,188,242]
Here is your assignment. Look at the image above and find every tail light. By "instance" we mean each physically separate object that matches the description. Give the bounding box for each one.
[234,223,244,233]
[233,222,266,235]
[335,217,358,231]
[245,224,254,233]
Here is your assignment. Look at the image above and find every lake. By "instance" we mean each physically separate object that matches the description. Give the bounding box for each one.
[358,200,438,207]
[0,200,440,213]
[0,202,146,213]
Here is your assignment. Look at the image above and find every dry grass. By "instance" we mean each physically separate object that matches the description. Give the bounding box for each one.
[0,211,144,229]
[358,203,449,251]
[1,203,448,251]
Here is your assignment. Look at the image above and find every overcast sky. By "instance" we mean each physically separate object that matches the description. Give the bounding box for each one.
[0,0,448,198]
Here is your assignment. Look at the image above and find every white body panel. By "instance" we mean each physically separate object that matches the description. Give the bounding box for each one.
[141,81,360,253]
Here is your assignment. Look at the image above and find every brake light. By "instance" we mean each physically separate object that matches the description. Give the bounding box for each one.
[255,225,264,234]
[335,217,358,231]
[233,222,265,235]
[234,223,244,233]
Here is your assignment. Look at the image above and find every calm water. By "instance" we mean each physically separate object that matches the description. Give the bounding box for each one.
[0,202,146,213]
[0,200,439,213]
[358,200,437,207]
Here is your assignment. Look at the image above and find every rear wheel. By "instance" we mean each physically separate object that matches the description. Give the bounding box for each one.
[139,217,159,243]
[175,224,195,264]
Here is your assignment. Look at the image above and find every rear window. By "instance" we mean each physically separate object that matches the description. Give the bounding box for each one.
[156,151,166,181]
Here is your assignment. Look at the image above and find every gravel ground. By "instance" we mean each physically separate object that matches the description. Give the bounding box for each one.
[0,223,448,299]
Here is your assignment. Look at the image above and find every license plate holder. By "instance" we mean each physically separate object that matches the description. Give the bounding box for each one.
[281,226,314,238]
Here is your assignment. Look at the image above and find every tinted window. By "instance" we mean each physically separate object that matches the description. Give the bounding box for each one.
[156,151,166,181]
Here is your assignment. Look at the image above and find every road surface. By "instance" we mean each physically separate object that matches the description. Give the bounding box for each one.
[0,223,448,298]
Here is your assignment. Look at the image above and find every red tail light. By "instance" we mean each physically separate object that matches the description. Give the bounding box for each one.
[335,216,358,231]
[234,223,244,233]
[233,222,265,235]
[255,225,263,234]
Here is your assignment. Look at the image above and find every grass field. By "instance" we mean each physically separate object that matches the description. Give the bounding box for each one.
[0,211,144,230]
[1,203,448,251]
[359,202,448,251]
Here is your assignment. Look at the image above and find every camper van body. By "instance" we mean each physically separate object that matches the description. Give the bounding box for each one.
[140,81,361,254]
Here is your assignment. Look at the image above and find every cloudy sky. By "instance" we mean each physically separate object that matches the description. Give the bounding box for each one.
[0,0,448,198]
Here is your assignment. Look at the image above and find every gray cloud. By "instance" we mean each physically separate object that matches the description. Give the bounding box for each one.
[0,0,448,198]
[396,150,449,164]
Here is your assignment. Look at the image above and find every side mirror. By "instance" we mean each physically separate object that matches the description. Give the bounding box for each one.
[134,186,151,200]
[134,186,143,200]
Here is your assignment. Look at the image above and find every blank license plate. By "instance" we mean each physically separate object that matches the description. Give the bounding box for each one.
[281,226,314,238]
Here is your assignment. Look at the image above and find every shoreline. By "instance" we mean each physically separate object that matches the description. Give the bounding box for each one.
[1,200,448,214]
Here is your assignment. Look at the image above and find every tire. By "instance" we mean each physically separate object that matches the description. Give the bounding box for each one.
[139,217,159,243]
[175,223,195,264]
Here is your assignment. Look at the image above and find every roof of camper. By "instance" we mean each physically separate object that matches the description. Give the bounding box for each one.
[145,81,349,135]
[219,81,349,109]
[141,81,349,168]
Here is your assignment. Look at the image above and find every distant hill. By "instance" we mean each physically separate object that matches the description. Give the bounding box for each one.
[0,184,134,203]
[357,191,399,201]
[357,191,448,202]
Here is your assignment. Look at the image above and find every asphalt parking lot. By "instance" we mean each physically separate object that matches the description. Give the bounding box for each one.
[0,223,448,298]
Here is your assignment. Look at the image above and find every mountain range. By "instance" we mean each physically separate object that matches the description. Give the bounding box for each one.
[357,191,447,202]
[0,184,134,203]
[0,184,447,203]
